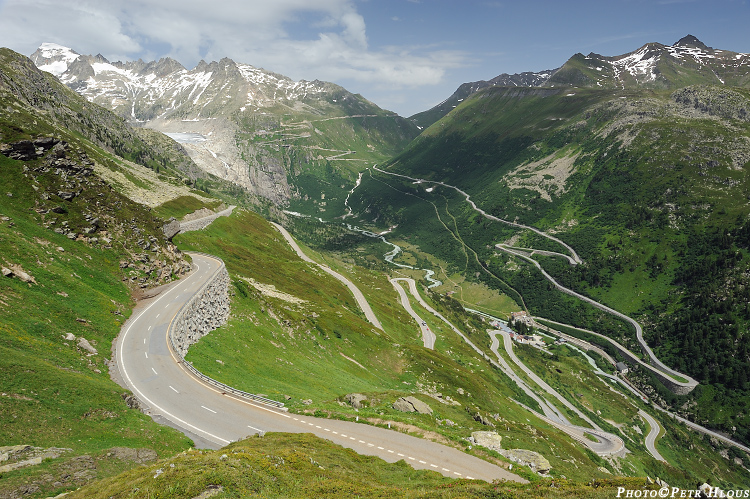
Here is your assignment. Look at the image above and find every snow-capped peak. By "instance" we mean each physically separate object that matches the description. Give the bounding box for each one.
[32,43,80,77]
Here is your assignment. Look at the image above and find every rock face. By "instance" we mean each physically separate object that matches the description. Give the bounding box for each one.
[470,430,551,474]
[345,393,367,409]
[392,396,433,415]
[170,261,230,357]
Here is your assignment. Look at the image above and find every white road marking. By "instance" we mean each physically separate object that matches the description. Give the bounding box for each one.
[358,440,366,443]
[367,443,374,447]
[247,424,263,433]
[156,313,160,319]
[340,434,347,438]
[454,472,462,476]
[467,476,475,480]
[377,446,384,450]
[332,431,338,435]
[430,464,438,468]
[442,468,450,472]
[169,385,179,393]
[151,367,158,375]
[408,457,415,461]
[293,417,299,421]
[387,450,394,453]
[144,352,148,359]
[143,338,146,344]
[349,437,356,441]
[397,453,404,457]
[315,425,321,428]
[324,429,331,432]
[419,460,426,464]
[201,406,217,414]
[148,326,151,331]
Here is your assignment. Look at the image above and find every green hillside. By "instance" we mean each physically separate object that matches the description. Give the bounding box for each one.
[350,83,750,445]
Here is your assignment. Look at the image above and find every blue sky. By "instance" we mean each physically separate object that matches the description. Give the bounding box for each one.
[0,0,748,116]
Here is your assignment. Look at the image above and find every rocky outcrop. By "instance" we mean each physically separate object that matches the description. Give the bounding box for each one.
[472,431,503,451]
[345,393,368,409]
[392,396,433,415]
[170,259,230,357]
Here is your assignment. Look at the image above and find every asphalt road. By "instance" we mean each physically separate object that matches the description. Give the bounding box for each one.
[115,253,524,483]
[390,278,436,349]
[271,222,383,330]
[638,409,666,462]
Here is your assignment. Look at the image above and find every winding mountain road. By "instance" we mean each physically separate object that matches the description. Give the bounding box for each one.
[115,252,525,483]
[639,409,666,462]
[372,166,696,392]
[271,221,383,330]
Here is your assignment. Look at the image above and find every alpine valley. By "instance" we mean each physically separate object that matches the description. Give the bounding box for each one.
[0,34,748,498]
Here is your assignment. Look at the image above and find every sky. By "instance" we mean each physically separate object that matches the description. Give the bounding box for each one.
[0,0,748,117]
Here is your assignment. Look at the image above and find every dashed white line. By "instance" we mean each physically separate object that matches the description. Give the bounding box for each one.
[201,406,217,414]
[156,313,160,319]
[387,450,394,454]
[324,428,331,432]
[169,385,179,393]
[151,367,158,375]
[430,464,438,468]
[247,424,263,433]
[349,437,356,441]
[144,352,148,359]
[397,453,404,457]
[377,446,384,450]
[315,425,321,429]
[467,476,475,480]
[358,440,366,444]
[454,472,462,476]
[367,443,374,447]
[442,468,450,472]
[418,460,426,464]
[408,457,415,461]
[340,434,347,438]
[332,431,339,435]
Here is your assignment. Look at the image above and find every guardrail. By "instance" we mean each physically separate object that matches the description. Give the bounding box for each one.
[168,251,286,409]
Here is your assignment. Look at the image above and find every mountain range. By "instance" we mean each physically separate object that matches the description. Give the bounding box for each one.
[30,43,419,209]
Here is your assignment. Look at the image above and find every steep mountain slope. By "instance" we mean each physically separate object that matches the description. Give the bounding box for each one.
[31,43,420,210]
[349,37,750,446]
[0,47,213,498]
[410,69,557,130]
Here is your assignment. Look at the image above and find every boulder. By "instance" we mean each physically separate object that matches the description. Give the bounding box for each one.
[162,217,181,239]
[501,449,551,474]
[345,393,367,409]
[392,396,433,415]
[471,431,503,452]
[77,337,97,355]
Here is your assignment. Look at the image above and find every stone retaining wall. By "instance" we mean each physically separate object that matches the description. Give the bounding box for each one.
[179,206,235,233]
[170,259,230,357]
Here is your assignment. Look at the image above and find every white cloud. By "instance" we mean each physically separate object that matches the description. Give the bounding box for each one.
[0,0,465,89]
